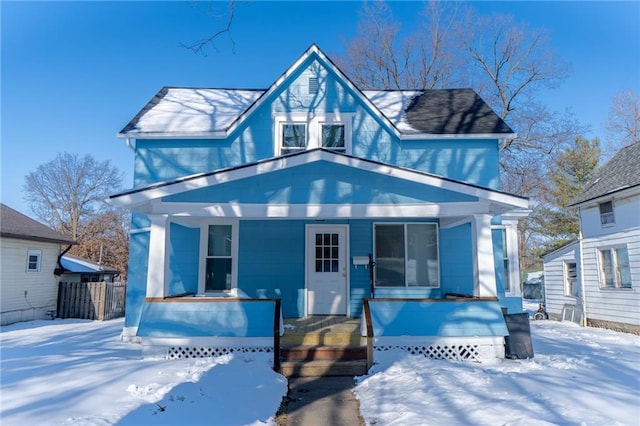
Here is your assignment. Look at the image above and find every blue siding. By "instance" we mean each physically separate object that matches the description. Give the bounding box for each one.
[137,300,277,338]
[367,300,509,337]
[163,161,478,205]
[348,221,374,317]
[125,231,149,328]
[237,220,306,318]
[168,223,200,295]
[440,223,474,295]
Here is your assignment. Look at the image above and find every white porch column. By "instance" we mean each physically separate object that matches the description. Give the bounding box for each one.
[147,214,169,298]
[472,214,497,298]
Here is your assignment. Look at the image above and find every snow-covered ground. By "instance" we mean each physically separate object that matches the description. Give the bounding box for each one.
[1,317,639,426]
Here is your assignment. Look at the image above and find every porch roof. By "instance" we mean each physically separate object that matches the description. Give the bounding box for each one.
[109,149,528,219]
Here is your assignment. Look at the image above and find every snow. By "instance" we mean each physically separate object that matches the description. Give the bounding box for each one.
[363,90,423,133]
[2,318,639,426]
[0,319,286,425]
[356,321,640,426]
[124,87,427,137]
[129,88,264,135]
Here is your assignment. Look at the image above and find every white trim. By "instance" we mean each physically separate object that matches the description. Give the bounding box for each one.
[197,219,240,295]
[26,249,42,272]
[110,150,529,213]
[129,227,150,234]
[146,201,493,218]
[147,215,169,298]
[472,214,497,298]
[273,113,353,156]
[399,132,516,141]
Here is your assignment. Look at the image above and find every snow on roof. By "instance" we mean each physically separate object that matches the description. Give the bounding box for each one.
[363,90,422,133]
[121,88,264,136]
[120,88,512,138]
[60,254,119,274]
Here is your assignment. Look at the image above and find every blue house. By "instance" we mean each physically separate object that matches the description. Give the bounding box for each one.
[110,45,529,361]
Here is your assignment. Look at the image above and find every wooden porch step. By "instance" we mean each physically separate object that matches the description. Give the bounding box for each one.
[281,345,367,361]
[280,332,364,346]
[279,359,368,377]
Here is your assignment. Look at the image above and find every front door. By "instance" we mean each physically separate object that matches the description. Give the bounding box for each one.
[306,225,348,315]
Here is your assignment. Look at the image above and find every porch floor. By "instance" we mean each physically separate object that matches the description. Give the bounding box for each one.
[281,316,363,346]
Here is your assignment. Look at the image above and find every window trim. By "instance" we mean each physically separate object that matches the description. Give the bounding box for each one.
[198,220,239,295]
[373,222,440,289]
[599,200,615,227]
[26,249,42,273]
[597,245,632,289]
[564,261,578,297]
[274,113,352,156]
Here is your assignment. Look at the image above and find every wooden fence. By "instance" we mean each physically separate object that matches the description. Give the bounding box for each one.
[57,282,126,320]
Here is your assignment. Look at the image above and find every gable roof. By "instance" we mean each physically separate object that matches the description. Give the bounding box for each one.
[0,204,75,245]
[119,44,514,140]
[570,141,640,206]
[60,254,119,274]
[109,148,528,216]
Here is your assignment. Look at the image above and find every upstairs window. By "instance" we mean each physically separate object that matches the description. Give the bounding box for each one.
[275,114,352,156]
[26,249,41,272]
[321,124,346,153]
[281,124,307,155]
[599,201,615,226]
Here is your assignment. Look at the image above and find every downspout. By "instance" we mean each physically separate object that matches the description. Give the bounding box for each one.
[54,244,74,276]
[577,208,588,326]
[126,137,135,152]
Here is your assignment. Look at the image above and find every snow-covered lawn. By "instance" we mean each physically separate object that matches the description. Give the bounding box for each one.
[357,321,640,425]
[1,318,639,425]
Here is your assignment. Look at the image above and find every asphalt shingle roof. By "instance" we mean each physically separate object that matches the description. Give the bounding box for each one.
[570,141,640,206]
[0,204,75,244]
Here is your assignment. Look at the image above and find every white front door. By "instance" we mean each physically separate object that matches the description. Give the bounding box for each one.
[306,225,348,315]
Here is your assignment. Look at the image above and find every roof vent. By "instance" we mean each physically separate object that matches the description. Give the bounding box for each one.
[308,77,319,95]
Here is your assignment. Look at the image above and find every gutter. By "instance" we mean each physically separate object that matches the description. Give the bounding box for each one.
[54,244,74,276]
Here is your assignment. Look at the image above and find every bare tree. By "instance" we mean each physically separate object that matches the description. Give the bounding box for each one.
[605,88,640,153]
[23,152,123,240]
[339,1,585,273]
[181,1,236,55]
[337,1,459,90]
[72,209,130,281]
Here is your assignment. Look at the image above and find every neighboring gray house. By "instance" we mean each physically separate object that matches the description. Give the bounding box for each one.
[59,253,120,283]
[543,142,640,333]
[0,204,75,325]
[542,241,582,323]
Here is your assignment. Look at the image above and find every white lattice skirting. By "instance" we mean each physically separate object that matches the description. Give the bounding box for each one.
[373,336,506,363]
[141,337,274,360]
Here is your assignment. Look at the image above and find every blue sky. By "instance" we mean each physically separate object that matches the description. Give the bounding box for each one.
[2,1,639,218]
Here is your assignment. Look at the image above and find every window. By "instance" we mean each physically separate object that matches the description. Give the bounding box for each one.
[374,223,439,287]
[315,232,339,272]
[26,249,41,272]
[564,262,578,297]
[275,114,352,156]
[281,124,307,155]
[599,201,615,226]
[598,246,632,289]
[205,225,233,292]
[321,124,345,153]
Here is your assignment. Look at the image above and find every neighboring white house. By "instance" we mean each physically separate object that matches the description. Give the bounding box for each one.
[0,204,75,325]
[542,241,582,324]
[543,142,639,334]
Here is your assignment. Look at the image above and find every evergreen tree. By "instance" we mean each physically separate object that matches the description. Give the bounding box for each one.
[536,136,600,249]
